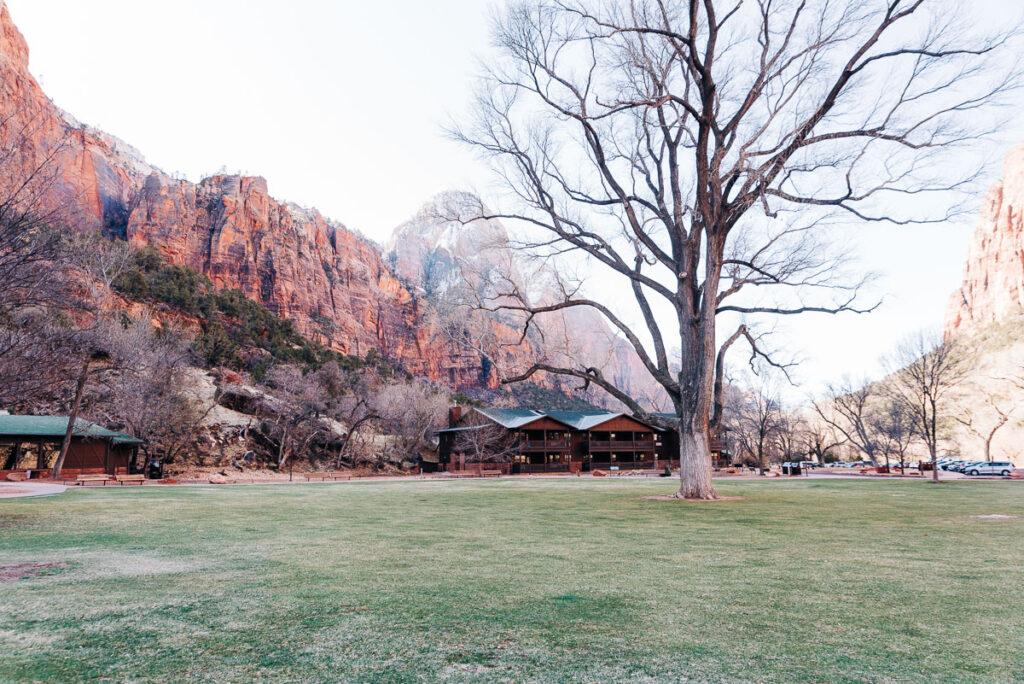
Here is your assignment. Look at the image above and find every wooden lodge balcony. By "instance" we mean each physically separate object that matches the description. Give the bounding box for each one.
[588,440,656,452]
[519,438,571,452]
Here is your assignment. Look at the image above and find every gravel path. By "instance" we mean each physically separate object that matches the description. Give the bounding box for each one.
[0,482,67,499]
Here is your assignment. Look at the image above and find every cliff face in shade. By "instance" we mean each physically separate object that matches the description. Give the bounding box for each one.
[945,144,1024,338]
[0,2,655,403]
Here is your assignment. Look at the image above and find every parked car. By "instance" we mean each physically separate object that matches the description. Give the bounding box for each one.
[965,462,1015,477]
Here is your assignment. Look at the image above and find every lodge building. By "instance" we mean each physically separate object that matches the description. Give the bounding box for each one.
[436,407,672,474]
[0,416,142,480]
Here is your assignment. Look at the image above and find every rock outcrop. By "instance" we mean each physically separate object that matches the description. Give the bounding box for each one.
[387,194,664,405]
[0,2,153,236]
[0,2,656,404]
[124,172,424,362]
[945,144,1024,338]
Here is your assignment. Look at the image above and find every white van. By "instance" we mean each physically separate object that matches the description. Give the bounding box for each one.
[964,462,1015,477]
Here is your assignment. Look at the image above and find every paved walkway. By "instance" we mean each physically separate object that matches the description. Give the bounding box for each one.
[0,482,67,499]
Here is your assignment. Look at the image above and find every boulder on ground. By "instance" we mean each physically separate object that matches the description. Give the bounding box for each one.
[592,470,607,477]
[208,473,228,485]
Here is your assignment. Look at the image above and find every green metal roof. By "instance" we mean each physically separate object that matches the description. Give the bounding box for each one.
[546,410,623,431]
[0,415,143,444]
[436,424,492,434]
[465,408,659,432]
[475,408,573,429]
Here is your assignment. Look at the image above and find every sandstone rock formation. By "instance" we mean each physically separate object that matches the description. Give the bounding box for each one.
[387,194,665,406]
[0,3,153,236]
[945,143,1024,337]
[0,2,657,405]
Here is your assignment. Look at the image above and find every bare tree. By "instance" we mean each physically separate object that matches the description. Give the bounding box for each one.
[0,113,81,410]
[873,399,915,472]
[262,366,328,470]
[0,317,79,411]
[886,332,969,482]
[954,385,1014,464]
[377,380,449,466]
[799,419,844,465]
[311,363,383,469]
[453,0,1019,498]
[727,382,781,474]
[87,317,211,468]
[451,422,521,464]
[815,381,882,466]
[773,410,803,464]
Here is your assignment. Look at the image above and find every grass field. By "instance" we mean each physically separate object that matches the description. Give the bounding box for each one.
[1,478,1022,682]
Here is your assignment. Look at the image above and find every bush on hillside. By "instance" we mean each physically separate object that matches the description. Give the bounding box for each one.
[113,248,405,377]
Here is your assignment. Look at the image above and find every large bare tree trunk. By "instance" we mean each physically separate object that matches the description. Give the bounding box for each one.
[277,424,290,470]
[452,0,1011,504]
[51,358,89,480]
[677,424,716,500]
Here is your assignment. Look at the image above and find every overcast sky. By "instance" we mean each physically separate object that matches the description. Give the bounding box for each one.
[7,0,1024,401]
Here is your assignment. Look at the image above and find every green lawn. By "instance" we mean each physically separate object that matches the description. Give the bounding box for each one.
[1,478,1022,682]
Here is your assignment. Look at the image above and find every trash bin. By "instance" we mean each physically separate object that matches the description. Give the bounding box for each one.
[791,464,801,475]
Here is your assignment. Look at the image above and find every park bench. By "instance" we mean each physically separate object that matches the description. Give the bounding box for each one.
[114,474,146,485]
[327,471,352,480]
[303,473,329,481]
[77,474,112,486]
[480,469,502,478]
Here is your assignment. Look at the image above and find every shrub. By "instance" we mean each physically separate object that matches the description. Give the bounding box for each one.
[113,248,406,377]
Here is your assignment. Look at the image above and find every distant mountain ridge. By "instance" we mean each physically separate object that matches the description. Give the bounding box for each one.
[0,2,657,406]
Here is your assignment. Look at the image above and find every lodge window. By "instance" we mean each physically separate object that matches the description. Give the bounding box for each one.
[0,443,16,470]
[14,442,39,470]
[39,442,60,468]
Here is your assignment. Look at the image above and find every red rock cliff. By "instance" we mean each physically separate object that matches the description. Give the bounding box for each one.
[0,3,542,391]
[0,2,650,401]
[945,143,1024,338]
[0,2,154,235]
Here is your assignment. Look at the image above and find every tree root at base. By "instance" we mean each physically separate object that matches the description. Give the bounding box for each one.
[644,493,740,502]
